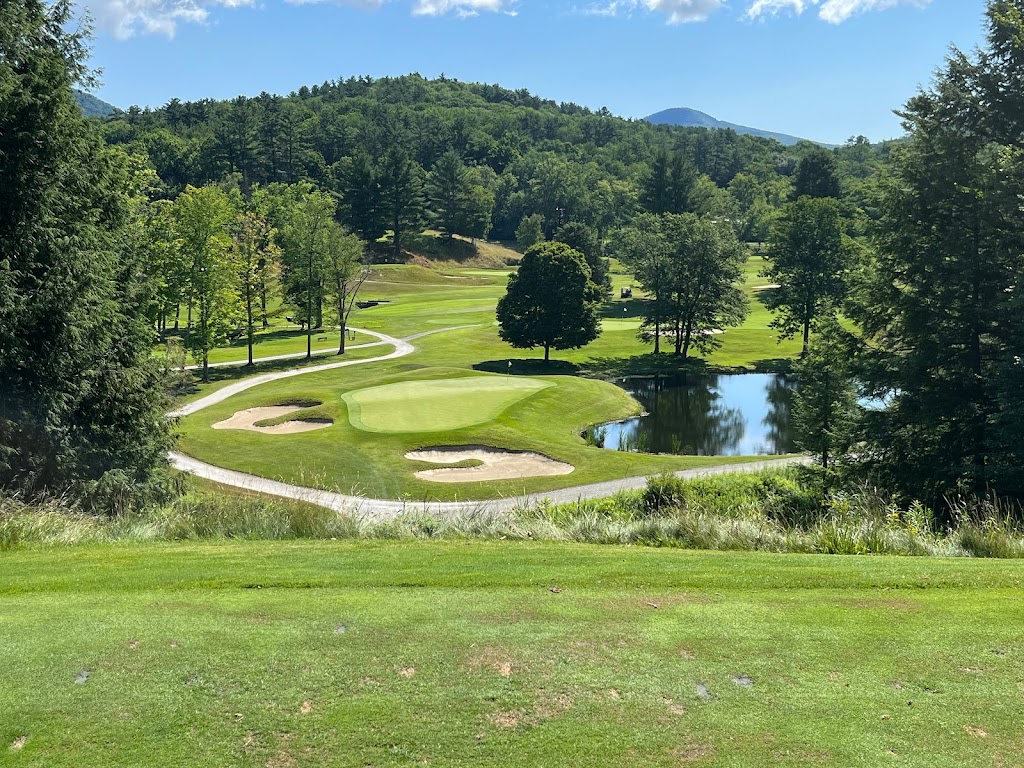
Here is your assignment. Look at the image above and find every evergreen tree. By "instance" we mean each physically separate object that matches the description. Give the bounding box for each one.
[850,0,1024,506]
[496,242,602,362]
[792,317,858,493]
[427,150,470,239]
[639,150,697,215]
[336,150,385,242]
[793,148,841,200]
[0,0,173,509]
[378,148,426,255]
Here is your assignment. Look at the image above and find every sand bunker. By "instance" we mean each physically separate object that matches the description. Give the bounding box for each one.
[213,406,332,435]
[406,446,574,483]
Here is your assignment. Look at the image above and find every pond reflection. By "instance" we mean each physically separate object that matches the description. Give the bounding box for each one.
[587,373,797,456]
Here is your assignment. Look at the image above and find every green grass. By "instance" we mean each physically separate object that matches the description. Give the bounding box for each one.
[177,358,763,501]
[342,374,552,433]
[2,540,1021,767]
[169,249,810,500]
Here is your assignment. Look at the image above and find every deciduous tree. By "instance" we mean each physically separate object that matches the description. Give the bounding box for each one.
[496,242,602,361]
[762,196,847,355]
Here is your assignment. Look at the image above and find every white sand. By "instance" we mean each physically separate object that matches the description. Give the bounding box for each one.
[406,446,574,483]
[213,406,332,435]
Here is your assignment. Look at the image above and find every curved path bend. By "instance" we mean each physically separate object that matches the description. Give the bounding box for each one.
[170,324,808,518]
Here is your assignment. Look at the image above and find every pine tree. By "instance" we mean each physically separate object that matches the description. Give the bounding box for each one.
[850,0,1024,506]
[0,0,174,509]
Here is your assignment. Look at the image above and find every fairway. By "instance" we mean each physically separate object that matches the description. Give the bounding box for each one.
[342,375,553,433]
[2,541,1021,767]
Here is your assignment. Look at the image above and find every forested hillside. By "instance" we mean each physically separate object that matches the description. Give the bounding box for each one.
[95,74,890,245]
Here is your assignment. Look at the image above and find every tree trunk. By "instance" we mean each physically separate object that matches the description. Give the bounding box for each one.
[337,291,346,355]
[173,302,179,331]
[544,342,550,362]
[674,318,683,356]
[802,319,810,358]
[260,281,269,328]
[682,322,693,358]
[246,282,254,367]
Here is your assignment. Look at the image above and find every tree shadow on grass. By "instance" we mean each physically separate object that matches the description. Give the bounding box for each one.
[577,354,710,379]
[474,359,579,376]
[599,297,649,319]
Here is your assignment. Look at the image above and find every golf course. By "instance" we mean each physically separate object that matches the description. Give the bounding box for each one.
[171,255,800,506]
[10,11,1024,765]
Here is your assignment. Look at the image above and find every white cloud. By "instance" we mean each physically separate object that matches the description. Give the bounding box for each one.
[412,0,517,15]
[744,0,931,24]
[644,0,724,23]
[582,0,724,23]
[86,0,257,38]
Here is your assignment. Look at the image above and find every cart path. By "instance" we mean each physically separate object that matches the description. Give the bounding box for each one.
[169,326,414,418]
[170,451,808,519]
[184,339,387,371]
[170,324,808,516]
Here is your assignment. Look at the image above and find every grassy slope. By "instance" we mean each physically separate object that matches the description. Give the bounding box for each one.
[2,541,1021,767]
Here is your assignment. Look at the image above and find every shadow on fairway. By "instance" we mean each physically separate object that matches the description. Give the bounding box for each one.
[474,359,579,376]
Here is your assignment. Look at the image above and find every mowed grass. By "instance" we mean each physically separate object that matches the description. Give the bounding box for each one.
[2,540,1021,767]
[342,375,552,433]
[176,358,759,501]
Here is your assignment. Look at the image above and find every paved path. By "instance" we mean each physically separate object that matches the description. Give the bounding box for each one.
[170,323,808,517]
[169,327,412,418]
[183,338,386,371]
[170,451,808,520]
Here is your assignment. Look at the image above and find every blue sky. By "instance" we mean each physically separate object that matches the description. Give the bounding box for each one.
[82,0,989,145]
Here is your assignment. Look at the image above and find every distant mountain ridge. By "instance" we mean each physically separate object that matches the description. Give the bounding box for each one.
[644,107,835,148]
[74,90,119,118]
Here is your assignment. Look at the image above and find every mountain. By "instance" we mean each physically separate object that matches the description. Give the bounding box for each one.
[74,90,119,118]
[644,107,834,148]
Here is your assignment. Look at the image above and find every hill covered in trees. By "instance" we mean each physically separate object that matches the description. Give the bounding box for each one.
[74,89,118,117]
[94,74,889,246]
[643,107,834,148]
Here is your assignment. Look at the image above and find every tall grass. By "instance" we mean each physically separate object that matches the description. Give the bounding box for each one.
[2,470,1023,557]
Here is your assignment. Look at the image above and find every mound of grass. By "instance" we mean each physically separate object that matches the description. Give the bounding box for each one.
[342,374,552,433]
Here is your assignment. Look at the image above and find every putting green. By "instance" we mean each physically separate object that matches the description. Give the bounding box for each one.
[342,375,554,433]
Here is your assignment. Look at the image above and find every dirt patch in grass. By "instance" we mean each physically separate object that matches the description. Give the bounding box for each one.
[300,700,313,714]
[9,737,26,751]
[673,743,715,762]
[398,667,416,678]
[467,646,518,677]
[407,446,573,483]
[213,406,332,435]
[965,726,989,738]
[487,711,520,728]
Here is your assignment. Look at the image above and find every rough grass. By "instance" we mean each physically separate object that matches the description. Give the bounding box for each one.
[4,472,1022,558]
[1,537,1023,767]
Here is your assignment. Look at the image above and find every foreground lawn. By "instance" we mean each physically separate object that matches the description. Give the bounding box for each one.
[1,541,1021,767]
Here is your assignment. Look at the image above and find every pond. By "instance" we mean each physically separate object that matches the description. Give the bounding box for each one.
[586,373,797,456]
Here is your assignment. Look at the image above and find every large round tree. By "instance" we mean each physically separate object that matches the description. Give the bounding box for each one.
[0,0,174,510]
[496,242,602,362]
